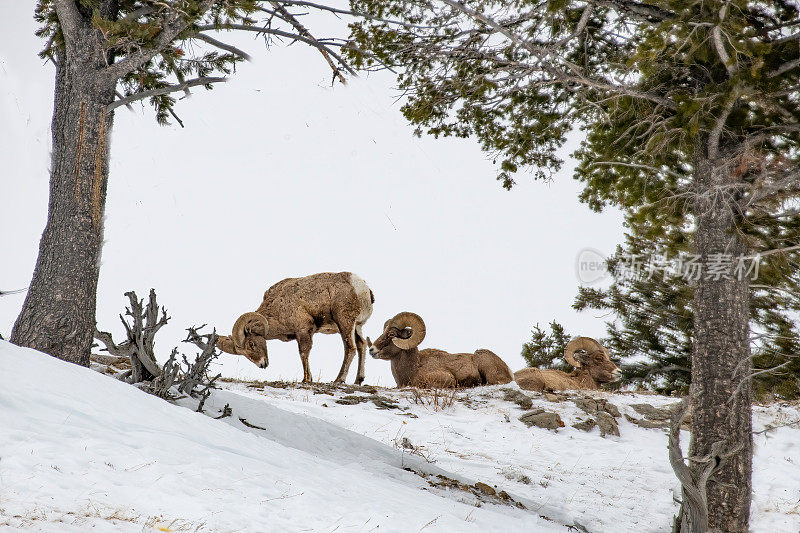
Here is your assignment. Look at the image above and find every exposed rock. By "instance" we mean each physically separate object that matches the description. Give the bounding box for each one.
[572,418,597,432]
[631,403,672,421]
[371,396,401,410]
[502,389,533,410]
[432,475,460,489]
[625,414,668,429]
[572,397,599,415]
[543,393,563,402]
[502,471,532,485]
[603,402,621,418]
[596,412,620,437]
[572,397,621,418]
[424,474,526,509]
[335,395,363,405]
[627,403,690,429]
[520,410,564,430]
[474,482,496,496]
[335,394,400,410]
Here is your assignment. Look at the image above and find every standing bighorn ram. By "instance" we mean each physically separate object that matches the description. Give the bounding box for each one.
[217,272,374,384]
[368,312,514,388]
[514,337,620,391]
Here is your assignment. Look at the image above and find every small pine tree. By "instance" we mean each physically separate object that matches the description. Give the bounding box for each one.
[520,322,573,373]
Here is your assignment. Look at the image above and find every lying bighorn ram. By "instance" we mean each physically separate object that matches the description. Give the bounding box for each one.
[514,337,620,392]
[368,312,513,388]
[217,272,374,384]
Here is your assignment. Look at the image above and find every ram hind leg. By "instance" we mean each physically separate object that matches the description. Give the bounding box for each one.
[354,324,367,385]
[297,331,314,383]
[333,318,357,384]
[474,349,514,385]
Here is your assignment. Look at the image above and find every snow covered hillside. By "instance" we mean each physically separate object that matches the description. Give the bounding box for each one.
[218,379,800,533]
[0,342,554,532]
[1,340,799,532]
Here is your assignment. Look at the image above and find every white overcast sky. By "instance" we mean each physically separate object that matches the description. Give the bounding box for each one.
[0,4,624,385]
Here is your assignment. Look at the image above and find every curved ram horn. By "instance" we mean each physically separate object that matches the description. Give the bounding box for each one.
[231,312,269,352]
[564,337,605,368]
[389,312,426,350]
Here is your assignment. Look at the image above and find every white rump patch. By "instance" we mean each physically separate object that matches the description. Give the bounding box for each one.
[350,273,373,324]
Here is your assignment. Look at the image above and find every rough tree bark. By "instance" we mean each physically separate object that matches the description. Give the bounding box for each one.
[681,152,752,532]
[11,12,116,366]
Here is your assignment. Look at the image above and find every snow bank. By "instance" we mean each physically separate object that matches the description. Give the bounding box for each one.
[0,341,555,532]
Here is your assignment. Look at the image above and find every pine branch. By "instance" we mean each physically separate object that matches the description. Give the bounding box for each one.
[437,0,677,109]
[104,0,216,80]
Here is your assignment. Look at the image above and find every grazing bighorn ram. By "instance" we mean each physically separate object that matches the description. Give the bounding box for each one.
[217,272,374,384]
[514,337,620,392]
[368,312,513,388]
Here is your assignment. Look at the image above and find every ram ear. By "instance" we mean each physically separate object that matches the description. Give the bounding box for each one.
[216,335,238,355]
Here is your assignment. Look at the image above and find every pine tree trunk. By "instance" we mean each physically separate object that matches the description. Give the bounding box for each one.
[686,154,752,532]
[11,28,116,366]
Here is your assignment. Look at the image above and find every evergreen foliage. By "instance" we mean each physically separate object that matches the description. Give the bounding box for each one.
[35,0,358,124]
[575,231,800,399]
[347,0,800,400]
[346,2,800,523]
[524,230,800,398]
[520,321,573,372]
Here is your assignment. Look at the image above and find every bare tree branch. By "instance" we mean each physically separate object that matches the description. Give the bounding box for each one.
[264,0,442,29]
[748,243,800,259]
[118,6,155,25]
[586,0,675,23]
[107,76,227,111]
[668,399,709,532]
[269,1,347,84]
[588,160,685,179]
[194,33,252,61]
[711,4,736,77]
[767,56,800,79]
[0,287,28,297]
[114,90,135,111]
[196,23,356,75]
[52,0,83,53]
[708,89,738,159]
